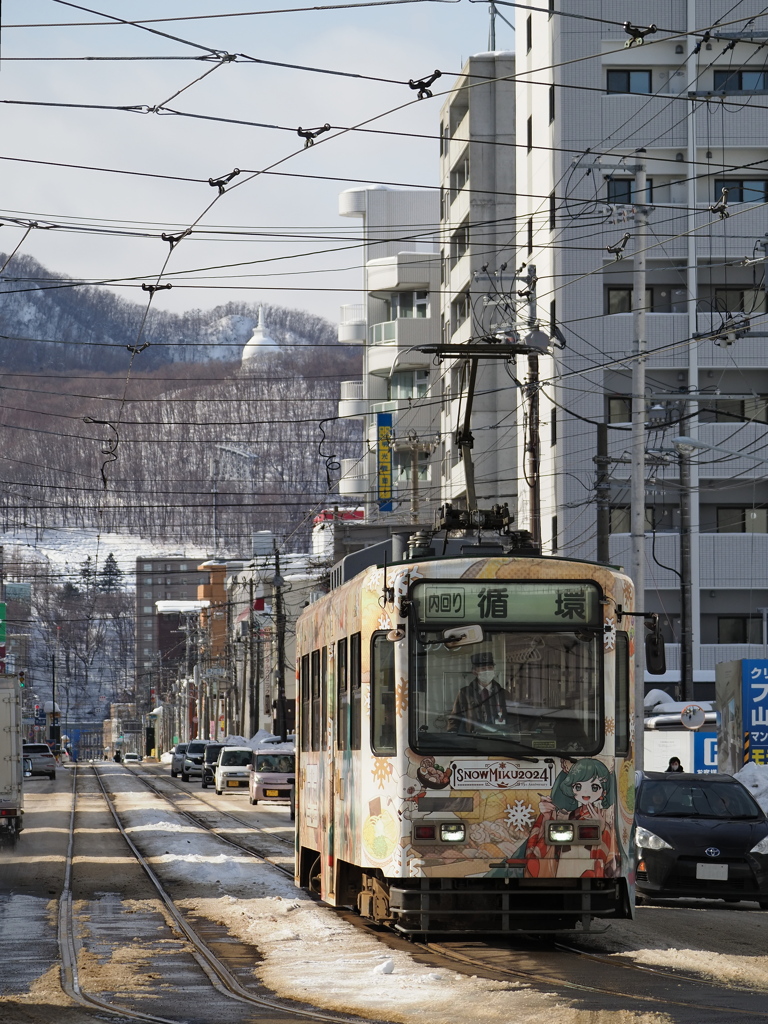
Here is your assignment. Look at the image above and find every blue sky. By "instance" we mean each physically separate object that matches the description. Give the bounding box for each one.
[1,1,514,324]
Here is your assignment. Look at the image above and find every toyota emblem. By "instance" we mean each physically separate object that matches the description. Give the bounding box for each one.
[705,847,720,858]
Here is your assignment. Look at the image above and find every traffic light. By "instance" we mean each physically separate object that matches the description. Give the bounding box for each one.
[18,671,25,687]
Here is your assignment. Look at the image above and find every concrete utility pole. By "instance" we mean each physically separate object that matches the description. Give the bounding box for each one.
[595,423,611,563]
[630,158,648,770]
[272,546,288,741]
[392,431,434,523]
[679,448,694,702]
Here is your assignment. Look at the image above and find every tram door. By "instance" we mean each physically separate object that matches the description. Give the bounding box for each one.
[324,642,336,900]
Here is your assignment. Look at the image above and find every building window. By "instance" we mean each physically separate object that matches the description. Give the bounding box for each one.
[699,286,767,315]
[549,83,555,123]
[550,407,556,446]
[179,563,188,570]
[143,590,151,598]
[143,564,153,572]
[450,222,469,266]
[714,69,768,92]
[718,616,761,644]
[526,14,532,53]
[606,177,654,204]
[716,507,768,533]
[450,154,469,199]
[386,290,429,319]
[143,605,153,614]
[526,115,533,152]
[393,450,430,482]
[609,507,666,533]
[700,397,768,424]
[605,285,684,314]
[713,179,768,203]
[451,292,471,332]
[606,69,652,94]
[388,369,429,400]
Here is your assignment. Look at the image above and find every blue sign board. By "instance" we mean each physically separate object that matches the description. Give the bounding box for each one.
[742,660,768,766]
[376,412,393,512]
[693,731,718,774]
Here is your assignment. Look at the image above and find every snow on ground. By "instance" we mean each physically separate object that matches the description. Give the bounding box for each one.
[105,766,673,1024]
[580,904,768,991]
[1,527,211,584]
[735,762,768,814]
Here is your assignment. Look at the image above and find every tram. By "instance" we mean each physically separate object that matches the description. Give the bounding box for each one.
[295,543,655,934]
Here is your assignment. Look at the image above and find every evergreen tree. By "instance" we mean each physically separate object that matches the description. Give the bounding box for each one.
[98,552,124,593]
[79,556,94,591]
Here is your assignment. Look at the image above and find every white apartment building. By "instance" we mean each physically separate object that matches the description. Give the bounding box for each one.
[516,0,768,691]
[336,186,442,521]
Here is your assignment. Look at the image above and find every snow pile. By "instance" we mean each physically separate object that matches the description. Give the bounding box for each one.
[735,762,768,813]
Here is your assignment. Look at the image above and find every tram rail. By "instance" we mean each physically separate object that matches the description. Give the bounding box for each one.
[57,762,374,1024]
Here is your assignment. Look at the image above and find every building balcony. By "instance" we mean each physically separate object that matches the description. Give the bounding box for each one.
[697,422,768,479]
[338,303,366,344]
[338,380,366,419]
[610,532,768,589]
[338,457,371,498]
[367,319,435,375]
[665,643,767,673]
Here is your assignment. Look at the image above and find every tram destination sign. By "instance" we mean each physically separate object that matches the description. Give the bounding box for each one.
[413,581,600,627]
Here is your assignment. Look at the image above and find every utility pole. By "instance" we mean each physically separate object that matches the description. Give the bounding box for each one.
[595,423,611,563]
[678,447,694,702]
[522,266,541,546]
[392,430,434,523]
[272,545,288,741]
[630,157,648,769]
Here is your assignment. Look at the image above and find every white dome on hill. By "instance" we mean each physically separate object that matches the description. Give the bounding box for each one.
[242,307,278,362]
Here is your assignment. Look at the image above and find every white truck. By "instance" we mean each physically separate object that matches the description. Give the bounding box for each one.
[0,674,24,843]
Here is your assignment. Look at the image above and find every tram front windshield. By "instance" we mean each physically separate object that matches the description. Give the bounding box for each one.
[410,581,602,756]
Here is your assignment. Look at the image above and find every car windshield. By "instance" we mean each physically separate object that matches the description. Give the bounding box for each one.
[638,779,763,819]
[411,629,601,756]
[220,750,251,767]
[175,745,188,755]
[204,745,223,762]
[255,754,295,772]
[187,742,206,754]
[24,745,52,754]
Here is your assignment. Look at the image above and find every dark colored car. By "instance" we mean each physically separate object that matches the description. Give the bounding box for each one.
[635,771,768,908]
[201,743,224,789]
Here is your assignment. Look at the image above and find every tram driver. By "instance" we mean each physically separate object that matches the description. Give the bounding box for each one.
[446,652,509,733]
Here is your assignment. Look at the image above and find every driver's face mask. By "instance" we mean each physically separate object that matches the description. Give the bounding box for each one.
[476,669,495,685]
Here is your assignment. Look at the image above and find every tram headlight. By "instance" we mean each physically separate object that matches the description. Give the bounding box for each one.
[440,823,465,842]
[635,826,673,851]
[547,822,575,844]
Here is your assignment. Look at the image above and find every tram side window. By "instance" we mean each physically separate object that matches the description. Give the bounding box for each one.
[311,648,321,751]
[615,631,630,756]
[321,646,328,750]
[300,653,310,752]
[371,633,396,755]
[350,632,362,750]
[337,638,348,750]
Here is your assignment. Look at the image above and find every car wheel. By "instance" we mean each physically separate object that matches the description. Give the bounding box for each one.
[202,779,208,789]
[181,772,189,782]
[249,796,257,805]
[215,788,222,795]
[48,772,55,781]
[171,770,177,778]
[759,900,768,910]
